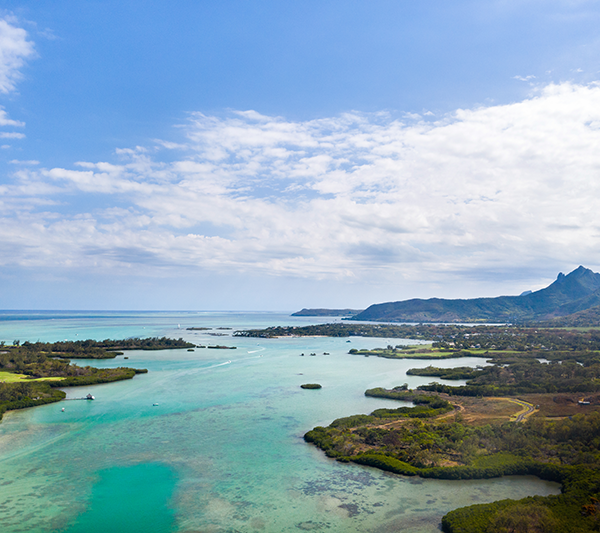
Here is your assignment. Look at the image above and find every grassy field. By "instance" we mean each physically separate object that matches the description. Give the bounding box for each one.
[351,346,484,359]
[0,371,65,383]
[351,345,530,360]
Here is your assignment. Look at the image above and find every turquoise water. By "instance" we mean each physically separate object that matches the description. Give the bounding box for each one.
[0,312,559,532]
[67,464,177,533]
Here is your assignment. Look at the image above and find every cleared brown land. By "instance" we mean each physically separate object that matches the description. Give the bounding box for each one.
[442,396,524,425]
[439,393,600,425]
[367,395,524,430]
[523,392,600,418]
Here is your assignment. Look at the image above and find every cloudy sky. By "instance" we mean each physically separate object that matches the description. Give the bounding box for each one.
[1,1,600,310]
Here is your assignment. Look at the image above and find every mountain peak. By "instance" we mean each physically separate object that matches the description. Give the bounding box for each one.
[571,265,590,276]
[541,266,600,296]
[554,266,595,285]
[352,266,600,323]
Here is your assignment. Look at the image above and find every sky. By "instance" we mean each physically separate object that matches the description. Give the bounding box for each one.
[1,1,600,310]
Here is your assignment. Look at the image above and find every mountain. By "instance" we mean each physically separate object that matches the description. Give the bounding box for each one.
[291,308,364,317]
[352,266,600,323]
[540,305,600,328]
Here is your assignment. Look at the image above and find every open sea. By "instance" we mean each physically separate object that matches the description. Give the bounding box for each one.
[0,311,560,532]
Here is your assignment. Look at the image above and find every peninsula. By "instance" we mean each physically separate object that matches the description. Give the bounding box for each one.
[0,338,164,422]
[40,336,195,358]
[300,324,600,532]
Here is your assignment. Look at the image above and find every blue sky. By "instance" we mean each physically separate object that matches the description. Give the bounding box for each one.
[1,1,600,310]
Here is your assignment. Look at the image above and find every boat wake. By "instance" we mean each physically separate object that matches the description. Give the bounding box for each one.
[247,347,265,354]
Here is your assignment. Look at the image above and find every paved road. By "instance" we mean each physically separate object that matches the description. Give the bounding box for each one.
[510,399,535,422]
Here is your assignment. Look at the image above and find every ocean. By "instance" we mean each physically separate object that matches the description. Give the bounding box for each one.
[0,311,559,532]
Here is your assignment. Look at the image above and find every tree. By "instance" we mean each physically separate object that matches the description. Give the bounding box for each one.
[487,503,557,533]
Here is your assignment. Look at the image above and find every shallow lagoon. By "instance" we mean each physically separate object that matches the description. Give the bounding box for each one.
[0,312,559,532]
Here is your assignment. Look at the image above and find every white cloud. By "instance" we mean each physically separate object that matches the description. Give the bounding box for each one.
[9,159,39,165]
[0,106,25,127]
[0,131,24,139]
[514,75,536,82]
[3,81,600,292]
[0,17,32,146]
[0,17,35,94]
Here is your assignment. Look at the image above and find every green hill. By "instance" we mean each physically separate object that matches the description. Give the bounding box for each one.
[352,266,600,323]
[541,304,600,327]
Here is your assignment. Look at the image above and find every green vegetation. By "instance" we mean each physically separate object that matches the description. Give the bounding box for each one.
[235,321,600,353]
[0,370,64,382]
[0,339,150,421]
[0,381,66,421]
[541,304,600,328]
[0,344,146,381]
[291,267,600,325]
[415,350,600,396]
[305,396,453,454]
[298,322,600,532]
[56,367,147,387]
[352,266,600,323]
[300,383,322,389]
[364,386,456,406]
[306,400,600,532]
[258,322,600,398]
[364,384,409,398]
[207,345,237,349]
[406,366,483,380]
[235,322,451,339]
[348,346,474,359]
[442,499,562,533]
[4,337,195,359]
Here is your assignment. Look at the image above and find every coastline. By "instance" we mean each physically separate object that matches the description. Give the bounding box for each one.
[0,313,582,532]
[0,339,153,423]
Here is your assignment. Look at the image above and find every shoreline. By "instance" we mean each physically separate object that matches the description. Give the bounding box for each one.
[0,339,151,423]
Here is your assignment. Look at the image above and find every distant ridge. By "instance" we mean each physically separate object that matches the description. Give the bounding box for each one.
[291,308,364,317]
[541,304,600,328]
[351,266,600,323]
